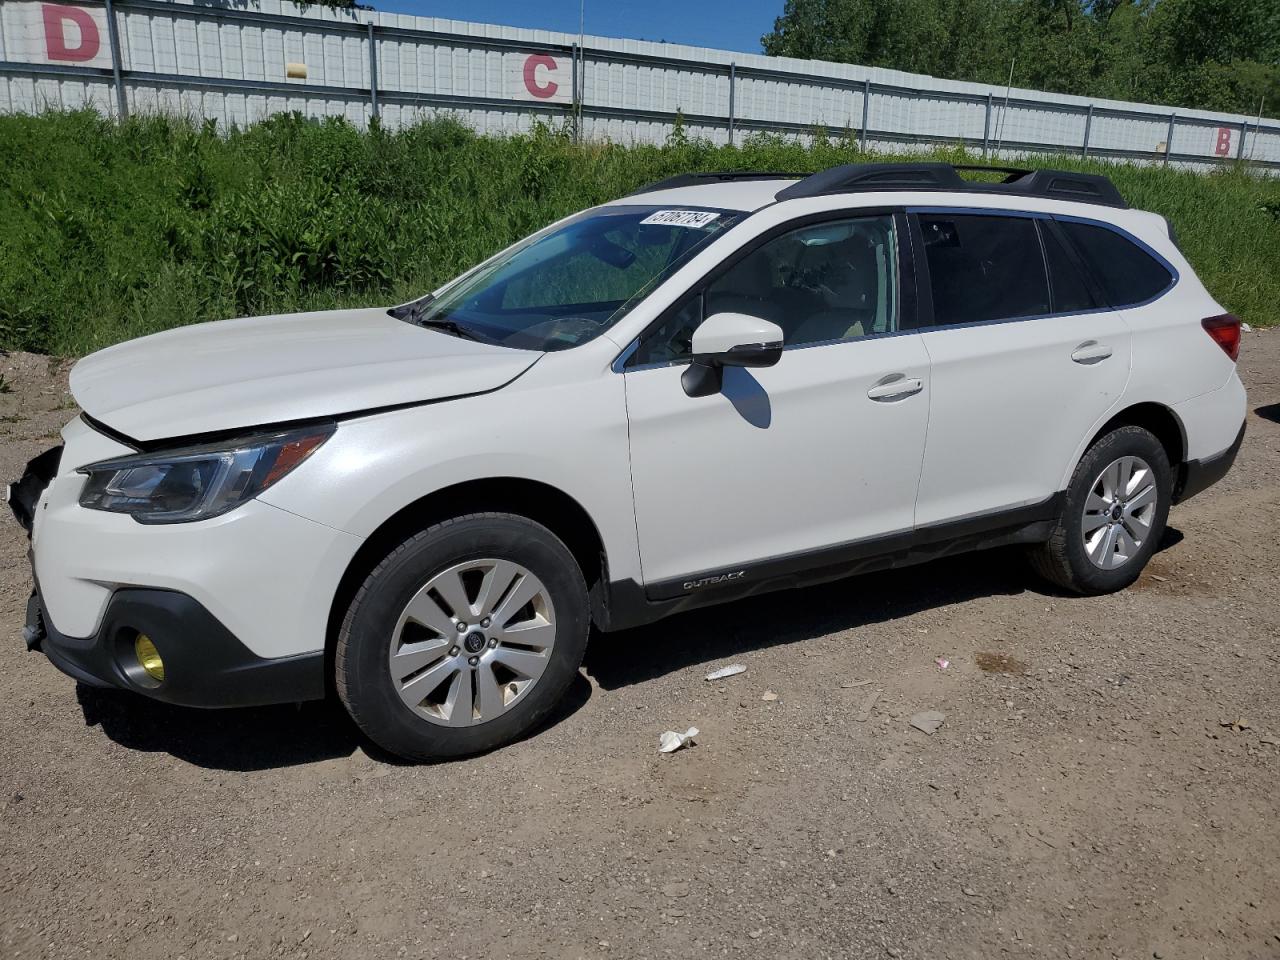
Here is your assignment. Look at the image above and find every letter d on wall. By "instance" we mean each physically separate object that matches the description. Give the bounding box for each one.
[43,4,101,62]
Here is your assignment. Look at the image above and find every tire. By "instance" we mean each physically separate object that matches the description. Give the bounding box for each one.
[1029,425,1172,595]
[336,513,589,761]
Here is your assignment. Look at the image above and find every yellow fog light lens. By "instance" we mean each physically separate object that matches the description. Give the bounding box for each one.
[134,634,164,681]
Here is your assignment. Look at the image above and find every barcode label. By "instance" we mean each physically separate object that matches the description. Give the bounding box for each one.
[640,210,721,228]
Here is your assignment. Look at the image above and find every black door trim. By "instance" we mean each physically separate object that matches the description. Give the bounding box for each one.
[596,492,1063,631]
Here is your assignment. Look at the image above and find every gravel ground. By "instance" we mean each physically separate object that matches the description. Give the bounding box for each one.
[1,334,1278,960]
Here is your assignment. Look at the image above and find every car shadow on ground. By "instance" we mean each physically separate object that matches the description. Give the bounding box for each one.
[585,547,1033,690]
[75,685,362,771]
[74,668,595,772]
[586,529,1184,690]
[1254,402,1280,424]
[75,530,1184,769]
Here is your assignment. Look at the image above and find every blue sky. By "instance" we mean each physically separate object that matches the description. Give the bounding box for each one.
[373,0,782,54]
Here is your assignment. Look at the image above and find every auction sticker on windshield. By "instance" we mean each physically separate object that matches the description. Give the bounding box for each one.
[640,210,721,228]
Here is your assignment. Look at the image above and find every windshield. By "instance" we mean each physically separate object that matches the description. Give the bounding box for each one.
[391,205,746,351]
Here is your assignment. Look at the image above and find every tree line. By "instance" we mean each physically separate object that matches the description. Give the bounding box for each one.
[761,0,1278,118]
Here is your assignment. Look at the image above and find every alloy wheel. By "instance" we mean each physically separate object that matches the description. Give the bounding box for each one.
[1081,455,1158,570]
[387,559,557,726]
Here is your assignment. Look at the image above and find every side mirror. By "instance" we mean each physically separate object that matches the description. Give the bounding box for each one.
[682,312,784,398]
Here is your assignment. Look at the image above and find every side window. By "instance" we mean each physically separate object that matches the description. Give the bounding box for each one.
[1058,221,1174,307]
[630,295,703,366]
[629,214,899,365]
[1040,222,1097,314]
[709,215,899,348]
[918,214,1049,326]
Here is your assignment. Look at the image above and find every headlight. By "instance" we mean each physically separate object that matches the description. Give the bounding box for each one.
[78,424,334,524]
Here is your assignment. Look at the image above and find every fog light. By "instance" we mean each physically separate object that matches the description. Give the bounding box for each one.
[134,634,164,681]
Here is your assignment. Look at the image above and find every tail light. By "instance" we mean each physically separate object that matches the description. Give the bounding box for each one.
[1201,313,1241,362]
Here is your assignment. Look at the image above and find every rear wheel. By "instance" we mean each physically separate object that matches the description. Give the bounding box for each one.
[336,513,589,761]
[1030,425,1172,594]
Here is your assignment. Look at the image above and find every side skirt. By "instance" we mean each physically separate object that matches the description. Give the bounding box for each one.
[596,494,1063,632]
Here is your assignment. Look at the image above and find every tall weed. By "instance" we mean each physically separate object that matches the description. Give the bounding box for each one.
[0,109,1276,357]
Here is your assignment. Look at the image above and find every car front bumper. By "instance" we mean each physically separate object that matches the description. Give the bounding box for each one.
[9,417,363,707]
[22,578,325,707]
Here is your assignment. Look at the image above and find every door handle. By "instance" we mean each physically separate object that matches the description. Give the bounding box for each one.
[867,376,924,401]
[1071,341,1113,365]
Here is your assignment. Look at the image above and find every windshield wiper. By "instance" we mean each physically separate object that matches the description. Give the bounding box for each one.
[389,297,485,342]
[415,317,484,342]
[388,295,433,324]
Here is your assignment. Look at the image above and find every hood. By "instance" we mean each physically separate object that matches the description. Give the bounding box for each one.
[70,308,541,442]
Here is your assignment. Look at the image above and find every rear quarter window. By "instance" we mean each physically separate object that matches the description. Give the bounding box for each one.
[1058,221,1174,307]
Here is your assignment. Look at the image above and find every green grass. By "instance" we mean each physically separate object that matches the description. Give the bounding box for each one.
[1,109,1277,357]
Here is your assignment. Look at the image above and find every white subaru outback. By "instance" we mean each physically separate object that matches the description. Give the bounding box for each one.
[9,163,1246,761]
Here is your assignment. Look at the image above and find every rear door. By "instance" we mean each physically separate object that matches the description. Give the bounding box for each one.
[911,210,1132,527]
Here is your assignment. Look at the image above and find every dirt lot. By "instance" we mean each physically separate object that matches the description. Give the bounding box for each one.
[1,334,1278,960]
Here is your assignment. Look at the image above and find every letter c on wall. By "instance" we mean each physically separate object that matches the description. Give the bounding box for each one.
[523,54,559,100]
[43,4,101,62]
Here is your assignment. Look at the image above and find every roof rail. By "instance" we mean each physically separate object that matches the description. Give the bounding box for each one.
[775,162,1127,209]
[629,171,806,196]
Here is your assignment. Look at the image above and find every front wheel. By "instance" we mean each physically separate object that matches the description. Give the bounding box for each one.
[1029,425,1172,594]
[336,513,589,761]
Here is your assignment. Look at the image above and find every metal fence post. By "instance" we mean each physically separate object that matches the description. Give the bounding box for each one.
[982,93,992,158]
[103,0,128,120]
[727,62,736,147]
[1164,113,1176,164]
[570,43,579,142]
[860,79,870,152]
[577,43,587,140]
[367,22,379,122]
[1082,104,1093,157]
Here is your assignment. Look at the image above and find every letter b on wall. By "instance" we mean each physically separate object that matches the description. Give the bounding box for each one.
[1214,127,1233,157]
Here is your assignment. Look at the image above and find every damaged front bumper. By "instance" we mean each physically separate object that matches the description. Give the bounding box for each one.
[8,442,324,707]
[8,445,63,650]
[7,444,62,536]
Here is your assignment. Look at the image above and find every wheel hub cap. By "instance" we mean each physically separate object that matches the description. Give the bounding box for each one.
[387,558,557,726]
[1082,454,1158,570]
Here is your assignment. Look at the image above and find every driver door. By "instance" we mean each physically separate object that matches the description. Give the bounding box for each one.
[621,212,932,594]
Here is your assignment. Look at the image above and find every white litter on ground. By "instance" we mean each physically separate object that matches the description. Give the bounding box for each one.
[658,727,699,753]
[909,711,946,735]
[704,664,747,681]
